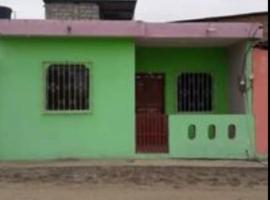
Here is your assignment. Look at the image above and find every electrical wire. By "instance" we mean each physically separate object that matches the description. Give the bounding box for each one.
[239,25,263,85]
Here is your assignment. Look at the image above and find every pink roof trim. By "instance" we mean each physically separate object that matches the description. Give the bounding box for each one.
[0,20,263,39]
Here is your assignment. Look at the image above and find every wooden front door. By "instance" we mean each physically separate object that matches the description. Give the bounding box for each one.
[136,73,168,153]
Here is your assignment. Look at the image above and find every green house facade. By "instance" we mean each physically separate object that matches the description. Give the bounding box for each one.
[0,20,263,160]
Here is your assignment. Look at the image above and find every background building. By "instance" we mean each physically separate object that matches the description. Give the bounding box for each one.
[44,0,137,20]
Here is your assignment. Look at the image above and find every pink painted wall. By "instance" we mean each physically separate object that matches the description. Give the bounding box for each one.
[253,48,268,156]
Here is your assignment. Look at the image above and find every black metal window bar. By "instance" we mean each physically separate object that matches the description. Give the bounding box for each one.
[46,63,89,111]
[178,73,213,112]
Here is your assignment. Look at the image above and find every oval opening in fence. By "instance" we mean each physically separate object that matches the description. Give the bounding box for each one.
[208,125,216,140]
[188,125,196,140]
[228,124,236,139]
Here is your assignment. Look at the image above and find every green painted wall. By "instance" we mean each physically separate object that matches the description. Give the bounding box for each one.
[133,114,255,160]
[169,115,255,159]
[135,47,254,159]
[0,37,135,161]
[0,38,254,160]
[136,48,230,114]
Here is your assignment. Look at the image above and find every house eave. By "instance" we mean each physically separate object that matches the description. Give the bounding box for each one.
[0,20,263,46]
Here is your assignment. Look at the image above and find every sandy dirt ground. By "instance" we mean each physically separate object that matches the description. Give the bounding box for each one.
[0,165,267,200]
[0,183,267,200]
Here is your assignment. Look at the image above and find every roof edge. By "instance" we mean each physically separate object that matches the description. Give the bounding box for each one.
[0,20,263,40]
[173,11,268,23]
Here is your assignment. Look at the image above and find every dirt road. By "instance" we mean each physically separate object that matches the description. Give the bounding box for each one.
[0,182,267,200]
[0,163,267,200]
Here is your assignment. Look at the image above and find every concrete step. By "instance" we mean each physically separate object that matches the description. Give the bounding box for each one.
[0,159,267,169]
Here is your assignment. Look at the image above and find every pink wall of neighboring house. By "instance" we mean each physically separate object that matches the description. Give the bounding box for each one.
[253,48,268,156]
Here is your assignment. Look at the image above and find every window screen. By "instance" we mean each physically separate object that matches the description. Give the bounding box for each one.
[46,63,89,111]
[178,73,213,112]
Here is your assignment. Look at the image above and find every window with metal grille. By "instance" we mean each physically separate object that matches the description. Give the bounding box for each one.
[178,73,213,112]
[45,63,90,111]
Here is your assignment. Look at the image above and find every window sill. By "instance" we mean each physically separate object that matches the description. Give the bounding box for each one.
[43,110,91,115]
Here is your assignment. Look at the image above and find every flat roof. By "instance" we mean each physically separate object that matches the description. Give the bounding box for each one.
[0,20,263,47]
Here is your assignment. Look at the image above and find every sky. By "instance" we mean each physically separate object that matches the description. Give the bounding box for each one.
[135,0,268,22]
[0,0,268,21]
[0,0,45,19]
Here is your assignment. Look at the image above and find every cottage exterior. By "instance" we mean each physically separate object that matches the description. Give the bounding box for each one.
[0,20,263,160]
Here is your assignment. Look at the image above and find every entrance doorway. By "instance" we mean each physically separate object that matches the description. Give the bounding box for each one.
[135,73,169,153]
